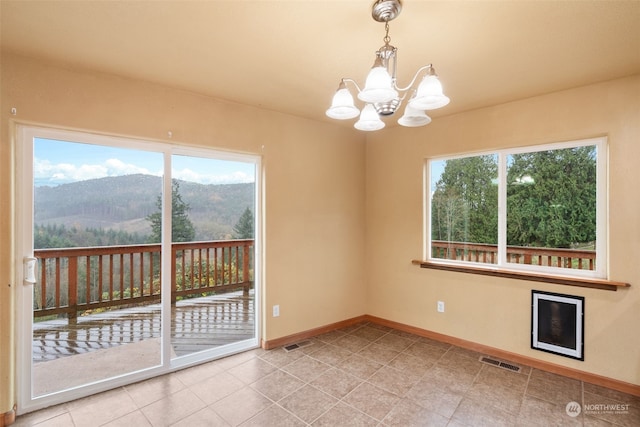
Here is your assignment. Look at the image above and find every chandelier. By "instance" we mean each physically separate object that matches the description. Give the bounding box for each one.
[326,0,449,131]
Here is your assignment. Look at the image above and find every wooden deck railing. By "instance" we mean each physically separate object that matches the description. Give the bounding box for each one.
[33,239,254,322]
[432,240,595,270]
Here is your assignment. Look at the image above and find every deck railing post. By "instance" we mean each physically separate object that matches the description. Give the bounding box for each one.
[171,245,177,305]
[243,242,250,296]
[68,256,78,324]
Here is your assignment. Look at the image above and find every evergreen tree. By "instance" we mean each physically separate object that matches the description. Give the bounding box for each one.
[33,224,145,248]
[432,146,597,249]
[507,146,596,248]
[147,180,195,243]
[233,207,254,239]
[431,155,498,244]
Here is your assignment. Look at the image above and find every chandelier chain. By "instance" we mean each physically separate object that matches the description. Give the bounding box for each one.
[383,22,391,45]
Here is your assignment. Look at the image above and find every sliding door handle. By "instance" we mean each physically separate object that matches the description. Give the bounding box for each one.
[24,256,37,284]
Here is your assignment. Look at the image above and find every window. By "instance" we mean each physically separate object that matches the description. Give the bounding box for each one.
[426,137,607,279]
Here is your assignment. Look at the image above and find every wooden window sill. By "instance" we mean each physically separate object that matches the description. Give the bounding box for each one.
[411,260,630,291]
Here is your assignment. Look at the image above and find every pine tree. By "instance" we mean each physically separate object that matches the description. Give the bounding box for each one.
[147,180,195,243]
[233,207,254,239]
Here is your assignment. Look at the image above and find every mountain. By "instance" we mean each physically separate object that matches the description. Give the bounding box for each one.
[34,174,254,240]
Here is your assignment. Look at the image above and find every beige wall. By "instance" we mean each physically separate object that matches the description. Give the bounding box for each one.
[365,75,640,386]
[0,53,367,413]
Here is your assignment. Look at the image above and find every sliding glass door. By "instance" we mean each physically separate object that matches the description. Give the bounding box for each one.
[16,126,260,413]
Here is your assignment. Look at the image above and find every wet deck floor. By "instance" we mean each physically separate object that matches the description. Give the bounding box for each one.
[32,290,255,362]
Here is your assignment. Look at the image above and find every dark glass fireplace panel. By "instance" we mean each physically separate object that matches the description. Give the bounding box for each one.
[537,300,577,350]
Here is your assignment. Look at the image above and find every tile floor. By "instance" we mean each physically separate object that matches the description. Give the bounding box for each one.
[14,322,640,426]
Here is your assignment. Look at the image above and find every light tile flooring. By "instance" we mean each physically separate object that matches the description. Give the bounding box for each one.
[15,322,640,427]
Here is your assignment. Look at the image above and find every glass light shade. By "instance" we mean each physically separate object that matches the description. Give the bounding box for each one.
[358,66,398,104]
[397,105,432,127]
[326,87,360,119]
[354,104,385,131]
[409,74,450,110]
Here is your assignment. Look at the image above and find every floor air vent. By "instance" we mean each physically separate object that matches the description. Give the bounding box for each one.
[283,340,314,352]
[480,356,522,373]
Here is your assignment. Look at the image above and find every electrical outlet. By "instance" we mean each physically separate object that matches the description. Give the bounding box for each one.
[273,305,280,317]
[437,301,445,313]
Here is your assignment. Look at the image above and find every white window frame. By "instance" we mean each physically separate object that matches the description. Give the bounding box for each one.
[425,137,608,280]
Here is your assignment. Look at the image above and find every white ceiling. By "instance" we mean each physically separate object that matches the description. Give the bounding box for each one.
[2,1,639,127]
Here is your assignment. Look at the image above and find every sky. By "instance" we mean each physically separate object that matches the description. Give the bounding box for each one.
[430,160,445,192]
[34,138,256,186]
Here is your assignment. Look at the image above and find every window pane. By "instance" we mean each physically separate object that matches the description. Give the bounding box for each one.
[430,155,498,264]
[506,145,597,270]
[32,138,163,396]
[169,155,257,359]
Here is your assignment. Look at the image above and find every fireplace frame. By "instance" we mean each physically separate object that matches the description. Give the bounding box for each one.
[531,290,584,360]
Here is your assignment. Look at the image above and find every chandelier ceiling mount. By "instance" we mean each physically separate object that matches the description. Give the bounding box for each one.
[326,0,450,131]
[371,0,402,22]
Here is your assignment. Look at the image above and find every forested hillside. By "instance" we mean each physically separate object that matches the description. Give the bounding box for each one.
[34,174,254,246]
